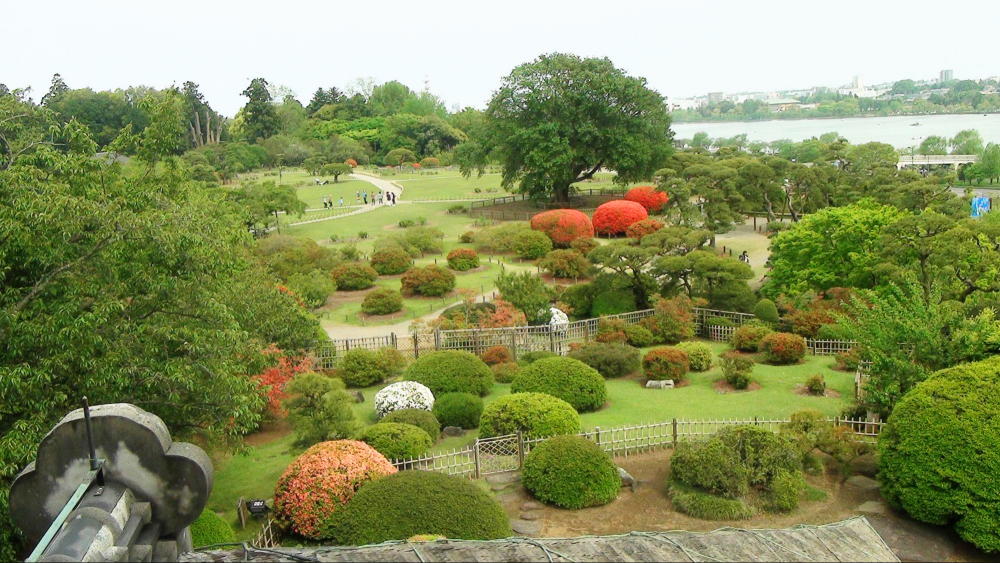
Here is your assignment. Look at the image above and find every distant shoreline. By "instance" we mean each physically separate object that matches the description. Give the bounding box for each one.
[673,111,1000,127]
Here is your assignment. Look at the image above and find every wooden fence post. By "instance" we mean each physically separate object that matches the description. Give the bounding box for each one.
[549,327,556,353]
[595,426,601,447]
[434,329,441,350]
[672,418,678,448]
[412,332,419,358]
[517,432,525,468]
[509,331,517,361]
[473,443,481,479]
[390,332,397,350]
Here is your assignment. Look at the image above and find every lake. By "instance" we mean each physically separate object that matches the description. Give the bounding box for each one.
[672,113,1000,149]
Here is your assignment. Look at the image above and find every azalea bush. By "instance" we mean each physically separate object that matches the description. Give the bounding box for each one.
[511,356,607,412]
[759,332,807,364]
[405,350,494,396]
[479,392,581,438]
[401,265,455,297]
[592,200,648,236]
[530,209,595,247]
[446,248,480,271]
[642,347,690,382]
[522,435,619,509]
[539,249,590,279]
[624,185,669,212]
[369,247,412,275]
[273,440,396,540]
[513,229,553,259]
[373,381,435,418]
[480,345,512,366]
[432,392,484,428]
[730,324,773,352]
[677,341,713,371]
[360,422,433,460]
[361,288,403,315]
[625,218,665,240]
[332,262,378,290]
[253,347,313,417]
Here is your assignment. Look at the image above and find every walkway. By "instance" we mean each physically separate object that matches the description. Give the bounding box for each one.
[286,172,404,226]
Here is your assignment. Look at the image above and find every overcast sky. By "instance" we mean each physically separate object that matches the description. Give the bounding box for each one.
[3,0,998,117]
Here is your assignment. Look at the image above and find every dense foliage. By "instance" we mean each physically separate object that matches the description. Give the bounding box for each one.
[758,332,807,364]
[446,248,480,271]
[592,200,649,235]
[373,381,435,418]
[360,422,434,460]
[401,265,456,297]
[479,392,581,438]
[404,350,494,396]
[481,345,513,365]
[625,218,665,240]
[284,373,359,447]
[369,247,412,275]
[676,341,713,371]
[539,249,590,279]
[190,510,236,547]
[530,209,595,246]
[568,342,640,378]
[642,347,690,382]
[332,262,379,290]
[624,185,669,212]
[522,435,620,509]
[513,229,554,259]
[730,324,773,352]
[491,361,521,383]
[720,351,755,390]
[511,356,607,412]
[361,288,404,315]
[337,348,401,387]
[432,392,484,429]
[381,409,441,441]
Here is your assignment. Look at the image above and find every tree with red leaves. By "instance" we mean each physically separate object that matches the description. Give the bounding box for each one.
[530,209,595,247]
[625,185,669,212]
[253,346,314,417]
[592,200,648,236]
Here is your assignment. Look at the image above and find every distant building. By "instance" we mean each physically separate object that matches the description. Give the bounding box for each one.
[765,98,802,112]
[837,75,884,98]
[707,92,725,103]
[667,97,701,111]
[940,69,954,82]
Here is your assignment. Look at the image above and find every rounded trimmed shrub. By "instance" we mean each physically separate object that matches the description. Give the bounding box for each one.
[480,345,512,366]
[624,185,669,213]
[877,356,1000,552]
[330,471,512,545]
[491,361,520,383]
[332,262,378,290]
[530,209,595,247]
[382,408,441,441]
[405,350,494,396]
[642,347,690,382]
[759,332,807,364]
[625,218,665,240]
[373,381,435,418]
[513,229,554,259]
[522,435,619,509]
[730,324,773,352]
[567,342,640,379]
[401,265,456,297]
[459,231,474,243]
[361,288,403,315]
[446,248,480,271]
[539,249,590,279]
[190,510,236,547]
[511,356,607,412]
[623,323,656,347]
[432,392,484,429]
[273,440,396,540]
[753,299,780,323]
[570,237,599,255]
[479,392,581,438]
[676,341,713,372]
[592,200,649,236]
[668,481,753,520]
[369,247,412,275]
[360,422,433,460]
[337,348,397,387]
[517,350,557,366]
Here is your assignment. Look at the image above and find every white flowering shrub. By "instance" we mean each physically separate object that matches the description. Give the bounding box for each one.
[374,381,435,418]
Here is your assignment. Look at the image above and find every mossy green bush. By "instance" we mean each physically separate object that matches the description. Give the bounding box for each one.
[490,361,520,383]
[511,356,607,412]
[623,323,656,347]
[730,324,773,352]
[331,471,512,545]
[337,348,402,388]
[381,409,441,441]
[671,439,749,498]
[522,435,619,509]
[676,342,713,371]
[567,342,640,379]
[360,422,433,460]
[405,350,493,396]
[805,374,826,395]
[361,288,403,315]
[877,356,1000,552]
[539,249,590,278]
[369,247,412,275]
[513,229,554,259]
[432,392,484,429]
[190,510,236,547]
[753,299,780,323]
[517,350,557,366]
[401,265,456,297]
[766,469,806,512]
[667,481,753,520]
[332,262,378,290]
[479,392,581,438]
[446,248,480,271]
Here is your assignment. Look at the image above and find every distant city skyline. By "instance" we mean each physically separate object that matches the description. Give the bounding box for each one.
[2,0,999,116]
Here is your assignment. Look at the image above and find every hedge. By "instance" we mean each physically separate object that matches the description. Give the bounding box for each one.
[624,185,669,213]
[567,342,640,379]
[530,209,595,247]
[405,350,494,396]
[522,435,619,509]
[676,342,713,371]
[668,480,753,520]
[190,510,236,547]
[382,409,441,441]
[592,200,648,236]
[511,356,607,412]
[273,440,396,540]
[401,265,456,297]
[361,288,403,316]
[479,392,581,438]
[514,229,554,259]
[370,247,412,275]
[759,332,807,364]
[877,356,1000,552]
[447,248,480,271]
[331,471,512,545]
[332,262,378,290]
[642,347,690,382]
[360,422,434,460]
[432,392,484,429]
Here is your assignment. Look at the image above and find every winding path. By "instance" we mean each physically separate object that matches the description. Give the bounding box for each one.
[286,172,405,226]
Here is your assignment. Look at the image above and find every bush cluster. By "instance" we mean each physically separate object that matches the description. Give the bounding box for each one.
[642,347,690,382]
[624,185,669,212]
[570,237,599,255]
[472,222,532,253]
[405,350,494,396]
[512,356,607,412]
[514,229,554,259]
[432,392,484,429]
[625,218,665,239]
[330,471,511,545]
[522,435,620,509]
[676,342,713,371]
[190,510,236,547]
[595,317,628,344]
[592,200,649,236]
[568,342,640,379]
[623,323,657,347]
[373,381,435,418]
[480,345,512,366]
[369,247,412,275]
[401,265,456,297]
[643,296,696,343]
[730,324,773,352]
[273,440,396,540]
[286,270,336,308]
[530,209,595,247]
[332,262,378,290]
[759,332,807,364]
[381,408,441,441]
[539,249,590,279]
[361,288,403,316]
[720,351,754,390]
[479,392,581,438]
[446,248,480,271]
[337,348,403,387]
[360,422,433,460]
[491,361,520,383]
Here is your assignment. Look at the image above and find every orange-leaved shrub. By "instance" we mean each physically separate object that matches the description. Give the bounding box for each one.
[642,347,690,382]
[253,346,313,417]
[626,218,665,239]
[446,248,480,271]
[481,345,513,366]
[592,200,648,236]
[759,332,807,364]
[624,185,669,212]
[530,209,595,247]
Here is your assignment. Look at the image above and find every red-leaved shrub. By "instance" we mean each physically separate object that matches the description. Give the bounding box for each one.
[530,209,595,247]
[642,347,690,382]
[446,248,480,271]
[253,346,313,417]
[759,332,807,364]
[625,218,665,239]
[592,200,648,236]
[624,186,669,212]
[481,345,513,366]
[345,158,358,167]
[273,440,396,539]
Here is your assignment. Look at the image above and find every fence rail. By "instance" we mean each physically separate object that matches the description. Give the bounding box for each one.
[391,416,884,478]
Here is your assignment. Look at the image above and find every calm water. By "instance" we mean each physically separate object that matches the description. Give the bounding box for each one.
[672,113,1000,149]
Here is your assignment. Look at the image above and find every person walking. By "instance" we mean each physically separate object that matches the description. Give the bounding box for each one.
[355,191,360,205]
[739,251,750,264]
[321,195,329,209]
[362,191,368,205]
[338,196,344,207]
[327,195,333,208]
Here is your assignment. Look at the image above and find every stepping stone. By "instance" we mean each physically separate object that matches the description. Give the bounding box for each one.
[856,500,889,515]
[486,472,520,485]
[519,512,541,521]
[510,519,541,536]
[845,475,880,492]
[520,501,544,511]
[490,482,509,492]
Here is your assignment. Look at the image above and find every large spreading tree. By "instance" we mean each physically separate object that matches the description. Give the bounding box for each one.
[459,53,673,202]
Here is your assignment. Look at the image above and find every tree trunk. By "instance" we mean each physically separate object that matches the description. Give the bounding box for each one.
[192,111,204,147]
[553,183,571,204]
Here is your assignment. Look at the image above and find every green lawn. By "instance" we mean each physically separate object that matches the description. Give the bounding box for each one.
[284,202,479,249]
[386,169,509,200]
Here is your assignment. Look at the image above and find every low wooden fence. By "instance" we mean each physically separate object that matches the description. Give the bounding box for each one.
[391,416,884,478]
[252,516,280,548]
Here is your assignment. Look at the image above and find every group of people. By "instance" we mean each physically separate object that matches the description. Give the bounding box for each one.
[319,190,399,209]
[321,195,343,208]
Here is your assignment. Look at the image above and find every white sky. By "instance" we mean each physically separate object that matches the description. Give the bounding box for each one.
[3,0,998,117]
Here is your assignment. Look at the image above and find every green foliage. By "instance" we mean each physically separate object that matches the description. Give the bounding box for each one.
[284,373,360,447]
[286,270,337,308]
[432,392,484,429]
[759,332,807,364]
[642,347,690,382]
[522,435,620,509]
[370,247,412,275]
[805,374,826,395]
[382,409,441,442]
[491,362,520,384]
[653,250,754,312]
[238,78,281,141]
[360,422,433,460]
[753,299,780,323]
[568,342,640,379]
[877,356,1000,552]
[668,481,753,520]
[671,439,749,497]
[479,392,581,438]
[623,323,656,347]
[595,317,628,344]
[676,342,713,371]
[766,469,806,512]
[588,243,658,309]
[446,248,480,271]
[405,350,494,396]
[539,249,590,279]
[591,289,637,317]
[514,229,554,260]
[495,270,554,324]
[332,262,378,290]
[190,510,236,547]
[337,348,400,387]
[644,296,696,343]
[256,234,341,280]
[331,471,511,545]
[361,288,403,316]
[512,356,607,412]
[716,426,801,487]
[472,222,532,253]
[517,351,557,366]
[730,324,773,352]
[401,265,456,297]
